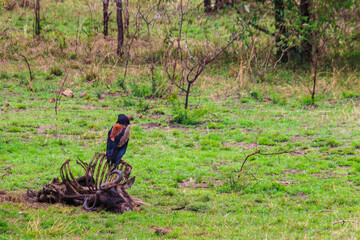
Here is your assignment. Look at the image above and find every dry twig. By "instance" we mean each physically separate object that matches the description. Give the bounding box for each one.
[333,220,360,225]
[237,149,302,179]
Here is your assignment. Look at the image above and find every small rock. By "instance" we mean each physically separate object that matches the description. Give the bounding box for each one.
[99,94,106,100]
[62,89,74,98]
[48,97,55,103]
[79,92,87,98]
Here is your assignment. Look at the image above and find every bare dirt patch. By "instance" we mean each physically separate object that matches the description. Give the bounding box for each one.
[37,125,61,135]
[141,123,161,129]
[311,171,346,179]
[294,192,308,199]
[277,179,298,185]
[168,123,191,130]
[83,105,97,110]
[151,226,172,235]
[0,191,52,209]
[290,137,305,143]
[222,142,258,149]
[338,165,351,169]
[179,178,207,189]
[283,169,304,175]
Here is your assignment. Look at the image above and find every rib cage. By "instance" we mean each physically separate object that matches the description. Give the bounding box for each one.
[60,152,132,194]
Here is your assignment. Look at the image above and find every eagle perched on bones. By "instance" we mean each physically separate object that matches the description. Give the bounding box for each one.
[106,114,132,171]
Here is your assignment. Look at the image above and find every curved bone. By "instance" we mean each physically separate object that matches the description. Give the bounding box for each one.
[83,191,100,210]
[100,170,124,189]
[110,170,124,184]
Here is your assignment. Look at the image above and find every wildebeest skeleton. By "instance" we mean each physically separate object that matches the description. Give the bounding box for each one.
[29,152,146,213]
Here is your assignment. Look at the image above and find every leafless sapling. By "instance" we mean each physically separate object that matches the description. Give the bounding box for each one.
[137,1,157,93]
[164,2,243,109]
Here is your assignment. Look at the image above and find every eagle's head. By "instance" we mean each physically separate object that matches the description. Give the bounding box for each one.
[117,114,130,126]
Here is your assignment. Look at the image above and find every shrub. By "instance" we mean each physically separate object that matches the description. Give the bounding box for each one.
[250,91,263,101]
[50,66,63,76]
[137,98,150,113]
[342,91,360,99]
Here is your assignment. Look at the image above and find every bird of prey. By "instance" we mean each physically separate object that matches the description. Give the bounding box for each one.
[106,114,131,171]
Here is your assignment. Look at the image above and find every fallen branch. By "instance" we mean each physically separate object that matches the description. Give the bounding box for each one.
[0,166,11,179]
[333,220,360,225]
[237,149,302,179]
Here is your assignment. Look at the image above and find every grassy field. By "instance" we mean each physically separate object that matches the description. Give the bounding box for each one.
[2,0,360,239]
[2,80,360,238]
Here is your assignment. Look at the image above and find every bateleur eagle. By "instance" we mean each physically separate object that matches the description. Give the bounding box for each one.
[106,114,131,171]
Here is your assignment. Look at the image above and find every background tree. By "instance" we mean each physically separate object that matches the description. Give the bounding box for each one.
[274,0,287,62]
[102,0,111,37]
[204,0,212,13]
[34,0,40,36]
[116,0,124,56]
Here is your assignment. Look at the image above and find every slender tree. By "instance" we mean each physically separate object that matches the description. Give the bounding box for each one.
[299,0,312,62]
[103,0,111,37]
[124,0,130,36]
[34,0,40,36]
[274,0,288,61]
[116,0,124,56]
[204,0,211,13]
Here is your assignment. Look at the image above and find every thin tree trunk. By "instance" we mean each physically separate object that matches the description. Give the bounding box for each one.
[124,0,130,36]
[35,0,40,36]
[274,0,288,62]
[116,0,124,57]
[299,0,312,62]
[103,0,110,37]
[145,23,155,90]
[311,54,318,103]
[185,82,191,109]
[204,0,211,13]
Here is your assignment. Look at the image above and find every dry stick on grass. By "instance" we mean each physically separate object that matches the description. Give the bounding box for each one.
[237,149,303,180]
[1,27,9,37]
[0,166,12,179]
[18,54,34,91]
[55,71,70,115]
[333,220,360,225]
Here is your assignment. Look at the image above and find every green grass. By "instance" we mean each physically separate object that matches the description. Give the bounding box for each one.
[2,79,360,238]
[1,0,360,238]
